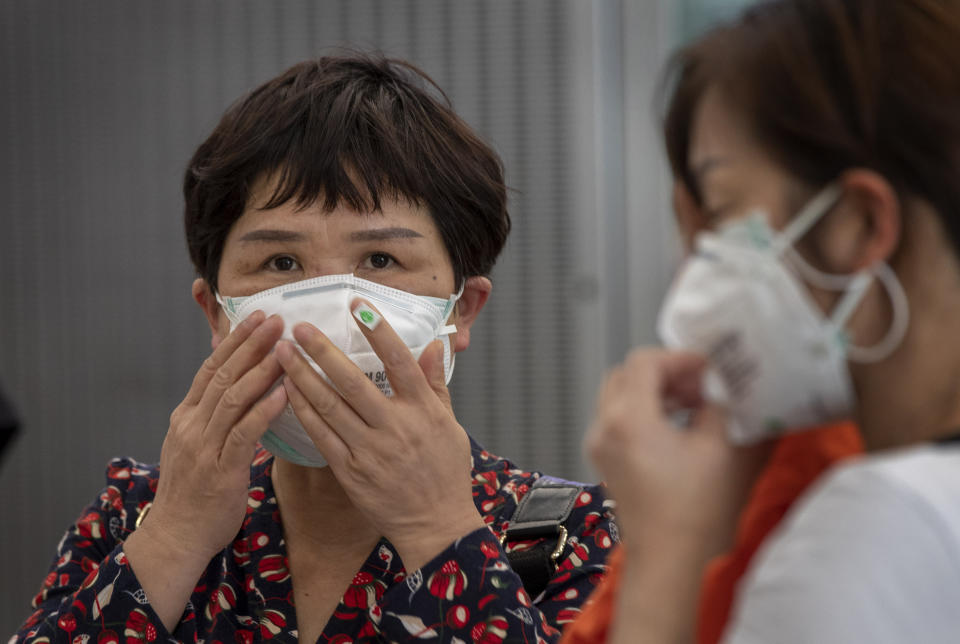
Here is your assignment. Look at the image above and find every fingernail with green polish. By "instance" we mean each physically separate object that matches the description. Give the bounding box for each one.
[353,303,381,330]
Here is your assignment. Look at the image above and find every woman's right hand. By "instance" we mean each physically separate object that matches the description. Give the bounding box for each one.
[585,348,770,644]
[587,349,746,550]
[123,311,288,630]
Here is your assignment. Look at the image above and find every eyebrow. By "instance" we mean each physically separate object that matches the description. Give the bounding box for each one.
[236,226,425,244]
[348,227,424,242]
[237,229,307,243]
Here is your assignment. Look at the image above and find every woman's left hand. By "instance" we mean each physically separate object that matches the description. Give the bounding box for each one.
[275,299,485,572]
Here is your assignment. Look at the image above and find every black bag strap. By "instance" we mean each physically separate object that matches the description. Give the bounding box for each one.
[502,477,584,599]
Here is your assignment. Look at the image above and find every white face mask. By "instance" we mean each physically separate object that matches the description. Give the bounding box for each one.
[657,184,909,444]
[217,274,461,467]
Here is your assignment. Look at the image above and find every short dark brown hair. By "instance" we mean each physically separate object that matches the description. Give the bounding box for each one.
[184,53,510,293]
[663,0,960,253]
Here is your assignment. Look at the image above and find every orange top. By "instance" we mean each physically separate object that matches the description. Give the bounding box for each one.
[560,422,863,644]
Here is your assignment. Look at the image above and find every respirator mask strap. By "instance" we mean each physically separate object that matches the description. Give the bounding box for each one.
[772,184,910,364]
[438,282,465,336]
[435,283,466,381]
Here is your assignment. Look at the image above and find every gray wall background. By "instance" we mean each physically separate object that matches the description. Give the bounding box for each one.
[0,0,751,634]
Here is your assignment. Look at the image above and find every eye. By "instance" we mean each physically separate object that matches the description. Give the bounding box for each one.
[265,255,300,272]
[364,252,396,270]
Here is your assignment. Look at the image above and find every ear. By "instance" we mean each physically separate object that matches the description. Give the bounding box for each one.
[450,276,492,353]
[814,169,902,273]
[672,180,708,254]
[192,278,226,350]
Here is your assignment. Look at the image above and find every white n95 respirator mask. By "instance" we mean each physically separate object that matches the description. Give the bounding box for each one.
[217,274,461,467]
[657,184,909,444]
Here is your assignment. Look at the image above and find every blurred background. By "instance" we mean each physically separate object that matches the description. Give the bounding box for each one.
[0,0,753,631]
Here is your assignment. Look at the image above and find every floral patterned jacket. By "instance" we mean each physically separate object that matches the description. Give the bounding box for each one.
[13,438,616,643]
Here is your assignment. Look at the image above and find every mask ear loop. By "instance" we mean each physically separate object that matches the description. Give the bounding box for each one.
[440,334,456,384]
[783,247,910,364]
[438,283,465,336]
[215,292,246,328]
[773,182,863,289]
[437,283,466,382]
[770,183,844,254]
[769,183,909,364]
[843,263,910,363]
[826,270,873,342]
[772,183,852,291]
[783,247,859,291]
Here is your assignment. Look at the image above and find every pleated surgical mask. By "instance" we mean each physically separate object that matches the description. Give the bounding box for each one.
[217,274,461,467]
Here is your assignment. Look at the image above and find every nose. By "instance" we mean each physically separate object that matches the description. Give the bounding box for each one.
[303,256,357,279]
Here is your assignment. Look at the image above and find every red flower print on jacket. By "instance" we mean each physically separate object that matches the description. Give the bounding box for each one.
[479,540,500,560]
[343,571,387,609]
[80,557,99,574]
[97,629,119,644]
[557,539,590,571]
[14,444,617,643]
[247,531,269,551]
[232,538,250,566]
[258,608,286,639]
[99,486,124,512]
[257,554,290,583]
[581,511,601,536]
[428,560,468,600]
[22,609,42,630]
[247,487,266,512]
[123,608,157,643]
[556,606,582,626]
[593,528,613,549]
[205,582,238,621]
[473,471,500,497]
[75,512,103,540]
[470,615,509,644]
[446,604,470,628]
[57,614,76,636]
[106,464,131,481]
